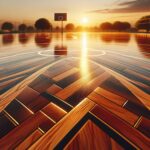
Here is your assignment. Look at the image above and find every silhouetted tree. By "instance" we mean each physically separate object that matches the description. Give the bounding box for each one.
[113,21,122,31]
[112,21,131,31]
[55,26,60,32]
[18,24,27,32]
[75,26,83,32]
[136,15,150,32]
[122,22,131,31]
[27,26,35,32]
[100,22,113,31]
[35,18,52,31]
[65,23,75,32]
[1,22,14,31]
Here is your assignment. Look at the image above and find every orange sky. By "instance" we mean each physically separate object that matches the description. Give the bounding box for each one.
[0,0,149,27]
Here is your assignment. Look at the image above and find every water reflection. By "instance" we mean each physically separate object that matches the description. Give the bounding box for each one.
[135,34,150,58]
[80,32,90,81]
[0,32,150,60]
[35,33,52,48]
[18,34,29,44]
[100,33,113,43]
[54,45,67,55]
[2,34,14,45]
[65,34,74,40]
[100,33,131,43]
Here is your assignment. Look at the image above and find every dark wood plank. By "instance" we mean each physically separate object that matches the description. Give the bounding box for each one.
[0,112,16,139]
[29,75,53,93]
[135,117,150,138]
[53,68,78,82]
[91,104,150,149]
[22,96,50,113]
[55,68,104,100]
[17,86,40,106]
[65,120,112,150]
[0,111,55,149]
[5,99,33,123]
[66,72,110,106]
[88,92,139,125]
[95,87,126,106]
[42,102,67,122]
[29,98,95,149]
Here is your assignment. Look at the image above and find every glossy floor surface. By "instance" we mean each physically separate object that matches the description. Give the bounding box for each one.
[0,32,150,149]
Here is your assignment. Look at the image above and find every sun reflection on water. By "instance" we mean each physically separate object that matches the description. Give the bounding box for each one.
[80,32,90,82]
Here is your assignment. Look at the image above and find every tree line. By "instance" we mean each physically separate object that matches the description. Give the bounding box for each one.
[0,15,150,33]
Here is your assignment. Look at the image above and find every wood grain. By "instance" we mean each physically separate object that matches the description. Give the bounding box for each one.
[88,92,138,125]
[65,121,124,150]
[0,59,66,112]
[16,129,43,150]
[94,87,126,106]
[29,98,95,150]
[91,104,150,149]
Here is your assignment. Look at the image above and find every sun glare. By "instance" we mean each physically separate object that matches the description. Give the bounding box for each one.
[82,17,89,25]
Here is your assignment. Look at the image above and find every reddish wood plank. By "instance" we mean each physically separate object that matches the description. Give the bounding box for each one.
[65,120,112,150]
[46,84,62,95]
[91,104,150,149]
[135,117,150,138]
[0,111,55,149]
[16,129,43,150]
[95,87,126,106]
[53,68,79,82]
[42,102,67,122]
[55,69,106,100]
[29,98,95,150]
[88,92,139,125]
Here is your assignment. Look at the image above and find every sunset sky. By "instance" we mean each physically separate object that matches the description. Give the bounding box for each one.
[0,0,150,26]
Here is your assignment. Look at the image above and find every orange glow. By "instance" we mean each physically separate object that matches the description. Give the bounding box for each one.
[80,32,90,82]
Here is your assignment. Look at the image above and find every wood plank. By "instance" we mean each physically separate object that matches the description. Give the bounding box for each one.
[64,120,112,150]
[124,69,150,82]
[55,69,103,100]
[42,102,67,122]
[0,76,24,88]
[0,112,16,139]
[95,87,126,106]
[123,101,150,119]
[66,72,110,106]
[88,92,139,125]
[0,59,66,112]
[43,64,72,79]
[23,96,50,113]
[91,105,150,149]
[135,117,150,138]
[56,72,81,88]
[29,98,95,150]
[5,100,33,123]
[111,138,124,150]
[16,130,43,150]
[92,60,150,110]
[46,84,62,95]
[53,68,79,82]
[29,75,53,93]
[0,111,55,149]
[17,86,40,105]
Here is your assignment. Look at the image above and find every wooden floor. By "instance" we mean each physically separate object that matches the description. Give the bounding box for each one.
[0,51,150,149]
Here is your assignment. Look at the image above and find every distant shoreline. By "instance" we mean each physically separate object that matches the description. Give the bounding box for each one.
[0,31,150,34]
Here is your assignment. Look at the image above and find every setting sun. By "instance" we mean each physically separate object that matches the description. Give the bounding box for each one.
[81,17,89,25]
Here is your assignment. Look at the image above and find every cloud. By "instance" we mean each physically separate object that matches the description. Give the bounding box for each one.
[90,0,150,13]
